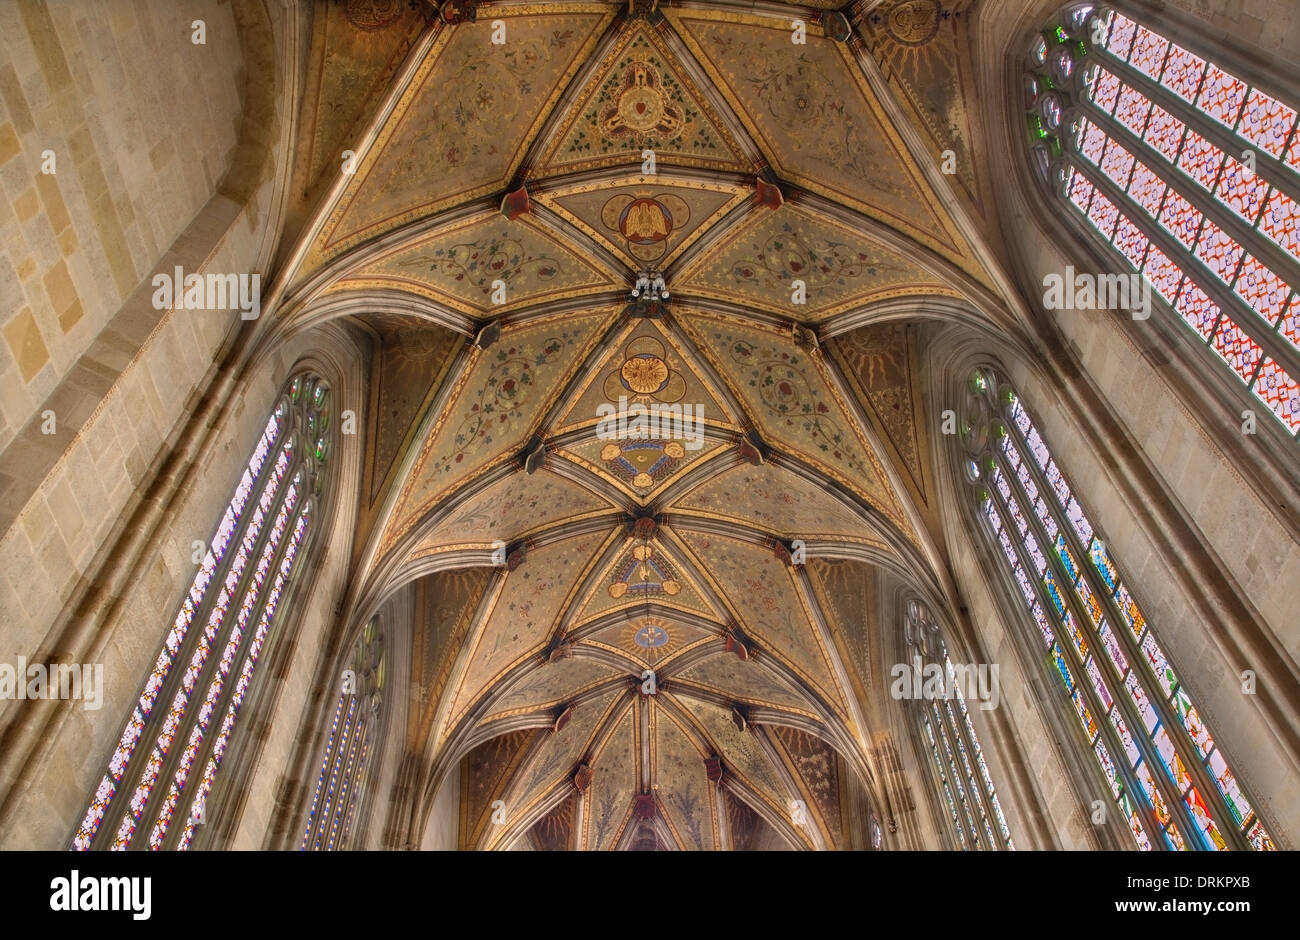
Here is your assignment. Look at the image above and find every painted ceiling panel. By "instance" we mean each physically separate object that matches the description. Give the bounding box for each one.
[540,178,747,271]
[672,460,888,544]
[533,23,750,177]
[333,212,622,313]
[653,703,714,850]
[313,8,612,265]
[383,310,614,555]
[586,705,639,850]
[674,529,846,713]
[444,528,610,732]
[404,467,616,563]
[484,655,623,721]
[681,312,910,537]
[675,201,960,319]
[667,11,981,277]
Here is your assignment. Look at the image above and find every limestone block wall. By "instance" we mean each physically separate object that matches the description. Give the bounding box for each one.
[0,0,244,447]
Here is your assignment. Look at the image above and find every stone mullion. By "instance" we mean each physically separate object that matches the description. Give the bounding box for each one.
[1002,409,1255,850]
[934,662,1006,849]
[909,711,961,850]
[155,478,309,851]
[310,696,359,851]
[993,417,1215,850]
[1077,98,1300,327]
[1064,152,1300,392]
[93,428,294,850]
[982,457,1166,848]
[1093,46,1300,208]
[927,698,988,849]
[326,709,370,850]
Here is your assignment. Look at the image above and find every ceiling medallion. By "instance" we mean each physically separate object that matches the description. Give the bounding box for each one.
[880,0,941,46]
[346,0,404,31]
[603,336,685,403]
[600,439,685,489]
[608,544,681,598]
[603,194,690,263]
[600,56,684,141]
[633,622,671,649]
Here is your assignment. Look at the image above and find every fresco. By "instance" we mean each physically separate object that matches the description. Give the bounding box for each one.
[668,12,979,275]
[675,529,846,712]
[542,178,746,270]
[673,461,889,544]
[682,313,908,535]
[654,704,714,850]
[588,705,639,850]
[365,318,461,504]
[676,202,959,319]
[336,212,620,313]
[405,468,616,562]
[384,310,612,554]
[445,529,609,731]
[317,10,611,260]
[535,24,749,176]
[485,656,621,720]
[862,0,984,212]
[831,322,929,500]
[673,654,817,717]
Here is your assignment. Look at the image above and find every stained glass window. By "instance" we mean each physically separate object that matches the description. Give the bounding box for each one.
[1026,4,1300,439]
[300,618,386,851]
[963,367,1275,851]
[71,373,332,851]
[903,599,1014,851]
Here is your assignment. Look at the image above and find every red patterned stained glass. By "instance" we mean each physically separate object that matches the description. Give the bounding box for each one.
[1174,281,1221,339]
[1287,134,1300,174]
[1068,168,1096,213]
[1127,25,1169,80]
[1214,156,1267,223]
[1196,63,1248,130]
[1233,254,1292,322]
[1253,357,1300,433]
[1278,303,1300,353]
[1114,214,1150,268]
[1177,130,1225,191]
[1128,160,1166,217]
[1158,188,1202,248]
[1106,12,1139,59]
[1259,188,1300,260]
[1194,220,1245,284]
[1161,43,1206,104]
[1089,66,1122,113]
[1079,120,1108,165]
[1211,318,1263,384]
[1115,83,1153,137]
[1087,190,1122,240]
[1101,137,1137,189]
[1143,104,1186,163]
[1143,244,1183,304]
[1238,88,1297,160]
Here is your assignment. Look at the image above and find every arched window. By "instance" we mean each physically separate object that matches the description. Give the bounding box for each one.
[961,366,1275,850]
[71,372,332,851]
[901,598,1014,850]
[300,618,386,851]
[1025,3,1300,440]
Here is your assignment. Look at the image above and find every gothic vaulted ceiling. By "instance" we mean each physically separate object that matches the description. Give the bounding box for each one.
[280,0,998,849]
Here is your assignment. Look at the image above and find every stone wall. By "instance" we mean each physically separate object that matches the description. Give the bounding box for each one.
[0,0,244,447]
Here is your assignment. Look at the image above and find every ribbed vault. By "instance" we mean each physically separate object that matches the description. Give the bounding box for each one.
[277,0,1016,849]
